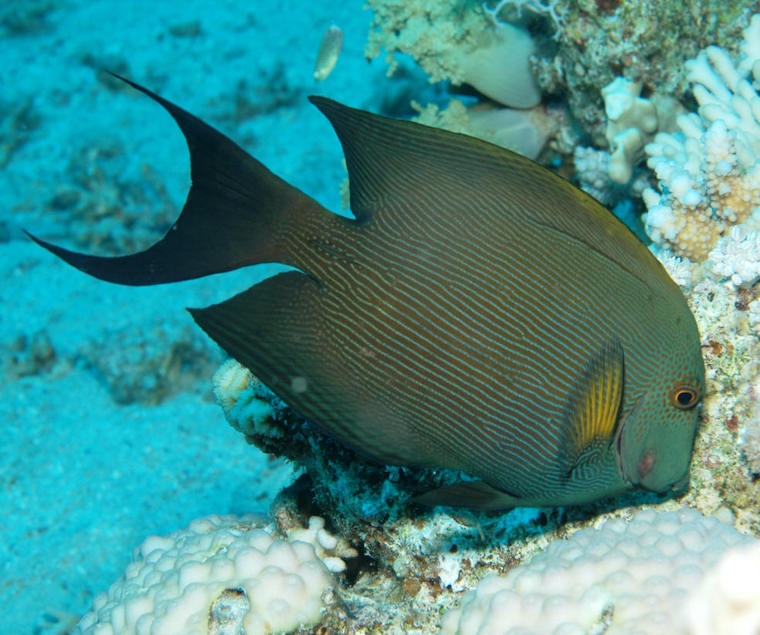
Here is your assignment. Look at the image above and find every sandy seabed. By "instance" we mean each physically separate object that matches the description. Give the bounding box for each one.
[0,1,386,630]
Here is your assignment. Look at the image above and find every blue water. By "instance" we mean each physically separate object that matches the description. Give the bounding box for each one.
[4,1,738,631]
[0,1,400,631]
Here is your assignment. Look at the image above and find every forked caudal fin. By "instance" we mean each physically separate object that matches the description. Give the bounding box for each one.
[25,73,333,286]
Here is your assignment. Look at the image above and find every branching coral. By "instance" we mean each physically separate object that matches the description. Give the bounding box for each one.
[602,77,659,184]
[643,16,760,261]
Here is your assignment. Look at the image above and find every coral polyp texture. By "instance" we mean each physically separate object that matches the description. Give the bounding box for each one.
[684,538,760,635]
[643,16,760,261]
[440,508,753,634]
[72,515,334,635]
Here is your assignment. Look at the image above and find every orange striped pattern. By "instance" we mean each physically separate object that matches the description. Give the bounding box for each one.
[32,83,704,508]
[194,99,704,506]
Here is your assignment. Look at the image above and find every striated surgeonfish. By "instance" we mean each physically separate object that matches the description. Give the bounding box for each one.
[28,76,705,510]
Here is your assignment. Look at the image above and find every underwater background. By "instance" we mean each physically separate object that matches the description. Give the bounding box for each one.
[3,0,760,633]
[2,1,378,630]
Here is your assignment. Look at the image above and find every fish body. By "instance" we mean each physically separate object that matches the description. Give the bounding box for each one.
[29,77,704,509]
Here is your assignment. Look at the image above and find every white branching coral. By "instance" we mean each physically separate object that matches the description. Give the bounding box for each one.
[643,15,760,261]
[574,145,617,204]
[286,516,358,574]
[707,215,760,288]
[602,77,659,184]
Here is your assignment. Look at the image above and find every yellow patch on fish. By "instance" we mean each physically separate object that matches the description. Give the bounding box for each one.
[561,340,623,477]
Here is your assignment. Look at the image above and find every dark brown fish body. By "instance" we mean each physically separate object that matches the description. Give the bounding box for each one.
[29,77,704,509]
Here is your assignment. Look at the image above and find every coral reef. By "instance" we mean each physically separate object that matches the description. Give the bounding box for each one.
[410,98,559,159]
[684,538,760,634]
[60,5,760,633]
[708,218,760,288]
[600,76,684,185]
[573,145,631,207]
[365,0,488,85]
[365,0,540,108]
[187,13,760,632]
[643,16,760,261]
[363,0,756,184]
[739,375,760,476]
[602,77,657,184]
[530,0,756,146]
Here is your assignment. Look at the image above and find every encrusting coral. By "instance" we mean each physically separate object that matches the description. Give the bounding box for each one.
[440,507,753,634]
[365,0,540,108]
[684,537,760,634]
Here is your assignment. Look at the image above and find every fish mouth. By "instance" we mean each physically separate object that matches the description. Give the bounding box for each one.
[613,395,645,486]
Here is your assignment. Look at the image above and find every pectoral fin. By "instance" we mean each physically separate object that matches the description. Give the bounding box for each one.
[559,340,624,478]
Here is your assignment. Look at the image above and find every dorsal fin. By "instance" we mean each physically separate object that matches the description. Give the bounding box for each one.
[308,97,664,289]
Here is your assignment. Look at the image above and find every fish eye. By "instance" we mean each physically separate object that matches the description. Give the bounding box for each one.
[670,386,700,410]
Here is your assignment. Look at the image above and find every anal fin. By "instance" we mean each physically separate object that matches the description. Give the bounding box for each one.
[189,271,336,422]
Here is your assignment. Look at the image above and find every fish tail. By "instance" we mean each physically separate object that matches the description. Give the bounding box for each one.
[26,74,337,286]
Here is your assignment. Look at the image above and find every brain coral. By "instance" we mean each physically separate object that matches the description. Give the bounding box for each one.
[440,507,754,634]
[73,514,332,635]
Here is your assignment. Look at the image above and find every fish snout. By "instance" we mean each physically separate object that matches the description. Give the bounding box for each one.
[634,445,690,494]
